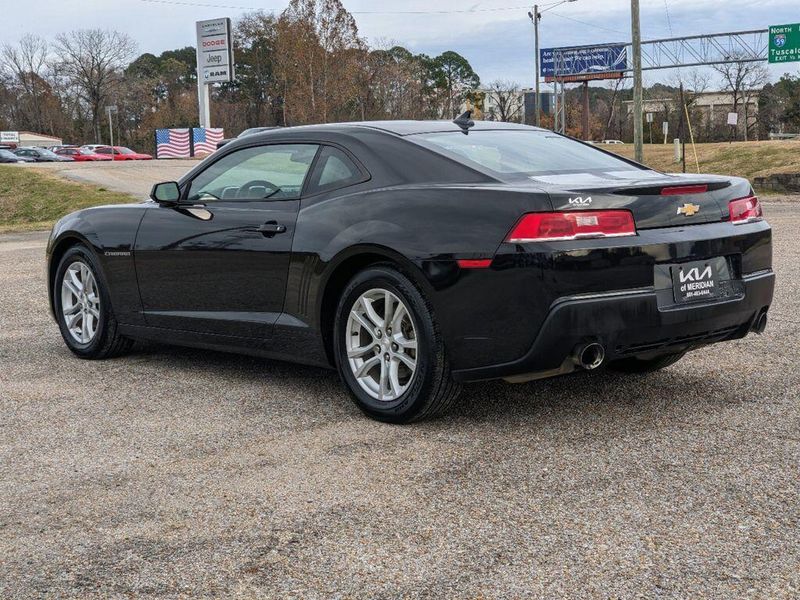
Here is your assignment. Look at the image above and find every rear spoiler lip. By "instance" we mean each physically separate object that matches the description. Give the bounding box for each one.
[610,181,732,196]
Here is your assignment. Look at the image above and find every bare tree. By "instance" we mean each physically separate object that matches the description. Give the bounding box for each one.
[54,29,136,142]
[1,34,51,132]
[485,80,522,122]
[274,0,364,125]
[714,55,769,141]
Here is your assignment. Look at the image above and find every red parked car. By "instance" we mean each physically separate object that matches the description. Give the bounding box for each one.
[94,146,153,160]
[54,147,113,162]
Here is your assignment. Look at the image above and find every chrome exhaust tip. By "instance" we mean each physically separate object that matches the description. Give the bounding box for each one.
[752,312,768,335]
[573,342,606,370]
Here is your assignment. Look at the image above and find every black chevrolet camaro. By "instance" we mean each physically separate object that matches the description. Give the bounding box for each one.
[46,119,774,422]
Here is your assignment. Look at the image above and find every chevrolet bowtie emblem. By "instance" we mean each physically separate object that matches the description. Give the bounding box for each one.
[677,203,701,217]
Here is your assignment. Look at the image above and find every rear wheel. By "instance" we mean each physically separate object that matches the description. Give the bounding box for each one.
[53,245,133,359]
[333,265,461,423]
[609,352,685,374]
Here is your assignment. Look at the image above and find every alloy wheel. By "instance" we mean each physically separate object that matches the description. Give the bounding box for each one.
[61,261,100,344]
[346,288,418,401]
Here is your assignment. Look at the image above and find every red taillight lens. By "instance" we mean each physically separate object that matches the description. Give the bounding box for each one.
[456,259,492,269]
[506,211,636,243]
[661,184,708,196]
[728,196,763,224]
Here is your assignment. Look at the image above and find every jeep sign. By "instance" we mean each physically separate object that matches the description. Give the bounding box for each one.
[195,18,235,84]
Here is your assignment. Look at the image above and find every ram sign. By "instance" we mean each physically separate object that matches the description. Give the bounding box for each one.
[196,17,235,83]
[541,44,627,83]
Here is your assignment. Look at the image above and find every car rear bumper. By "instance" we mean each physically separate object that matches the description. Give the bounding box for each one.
[451,269,774,383]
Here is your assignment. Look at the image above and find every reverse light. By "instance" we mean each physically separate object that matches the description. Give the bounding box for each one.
[506,211,636,243]
[728,195,763,224]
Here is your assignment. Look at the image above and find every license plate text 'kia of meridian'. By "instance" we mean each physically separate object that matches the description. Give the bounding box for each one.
[46,117,774,422]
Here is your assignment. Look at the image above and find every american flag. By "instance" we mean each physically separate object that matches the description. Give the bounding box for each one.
[155,128,191,158]
[193,128,224,155]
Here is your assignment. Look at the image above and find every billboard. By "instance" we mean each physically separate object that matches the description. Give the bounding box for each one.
[541,44,627,82]
[196,17,235,84]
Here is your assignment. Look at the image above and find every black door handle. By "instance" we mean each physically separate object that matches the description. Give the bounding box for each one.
[257,221,287,236]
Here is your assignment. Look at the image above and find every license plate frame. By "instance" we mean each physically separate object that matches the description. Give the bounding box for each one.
[671,259,723,304]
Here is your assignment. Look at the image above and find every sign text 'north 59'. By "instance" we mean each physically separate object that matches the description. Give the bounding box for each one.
[769,23,800,64]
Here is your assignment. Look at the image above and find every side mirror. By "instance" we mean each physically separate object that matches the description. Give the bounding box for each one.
[150,181,181,205]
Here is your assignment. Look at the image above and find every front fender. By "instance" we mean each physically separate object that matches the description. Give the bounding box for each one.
[46,204,149,326]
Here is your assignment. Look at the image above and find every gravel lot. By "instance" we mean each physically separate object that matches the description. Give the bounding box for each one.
[26,159,199,198]
[1,203,798,598]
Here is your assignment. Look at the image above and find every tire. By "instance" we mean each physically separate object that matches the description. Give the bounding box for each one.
[53,244,133,359]
[333,264,461,423]
[609,352,685,374]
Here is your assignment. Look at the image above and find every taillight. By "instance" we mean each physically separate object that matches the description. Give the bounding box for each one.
[728,196,763,224]
[506,211,636,243]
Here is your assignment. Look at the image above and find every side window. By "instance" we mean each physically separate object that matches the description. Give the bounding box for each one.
[306,146,365,195]
[187,144,318,202]
[96,148,111,155]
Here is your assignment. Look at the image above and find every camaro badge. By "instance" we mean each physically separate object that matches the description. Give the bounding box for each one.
[677,203,700,217]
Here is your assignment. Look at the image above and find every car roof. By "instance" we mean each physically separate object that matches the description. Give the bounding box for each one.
[248,120,547,140]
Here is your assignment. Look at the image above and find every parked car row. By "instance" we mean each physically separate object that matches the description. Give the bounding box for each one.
[0,144,153,163]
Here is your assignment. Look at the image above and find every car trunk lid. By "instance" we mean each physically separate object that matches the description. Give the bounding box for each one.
[527,171,745,229]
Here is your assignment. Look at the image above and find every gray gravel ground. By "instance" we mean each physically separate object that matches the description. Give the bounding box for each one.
[0,203,798,599]
[24,159,199,198]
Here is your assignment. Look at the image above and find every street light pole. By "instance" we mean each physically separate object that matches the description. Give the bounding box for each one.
[631,0,644,162]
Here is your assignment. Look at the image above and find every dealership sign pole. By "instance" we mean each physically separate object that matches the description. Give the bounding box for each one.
[195,18,235,129]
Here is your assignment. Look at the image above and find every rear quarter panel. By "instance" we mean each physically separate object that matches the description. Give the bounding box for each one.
[286,184,553,368]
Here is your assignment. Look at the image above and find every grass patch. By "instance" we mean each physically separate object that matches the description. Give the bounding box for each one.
[0,166,133,232]
[606,140,800,181]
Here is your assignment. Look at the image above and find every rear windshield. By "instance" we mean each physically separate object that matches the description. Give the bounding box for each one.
[410,130,646,179]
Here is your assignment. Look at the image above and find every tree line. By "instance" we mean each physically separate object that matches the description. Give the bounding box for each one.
[0,0,481,151]
[2,0,799,151]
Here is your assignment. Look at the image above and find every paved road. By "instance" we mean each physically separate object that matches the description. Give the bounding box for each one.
[1,204,798,598]
[27,159,199,198]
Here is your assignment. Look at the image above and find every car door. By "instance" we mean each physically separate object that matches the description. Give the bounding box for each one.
[133,143,319,338]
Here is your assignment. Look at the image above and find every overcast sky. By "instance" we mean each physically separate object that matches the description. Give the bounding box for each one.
[7,0,800,88]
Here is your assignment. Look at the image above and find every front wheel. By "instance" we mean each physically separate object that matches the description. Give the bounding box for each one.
[53,245,133,359]
[333,265,461,423]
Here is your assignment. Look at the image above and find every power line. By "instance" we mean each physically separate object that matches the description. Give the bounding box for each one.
[136,0,565,15]
[547,11,628,36]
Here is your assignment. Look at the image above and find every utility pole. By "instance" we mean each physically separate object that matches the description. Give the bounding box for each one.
[529,7,541,127]
[105,105,117,148]
[530,1,577,128]
[581,81,590,140]
[631,0,643,162]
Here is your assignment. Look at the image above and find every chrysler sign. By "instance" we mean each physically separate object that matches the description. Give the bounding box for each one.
[196,18,235,84]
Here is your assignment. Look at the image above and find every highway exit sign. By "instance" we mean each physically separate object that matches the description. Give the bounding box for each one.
[769,23,800,64]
